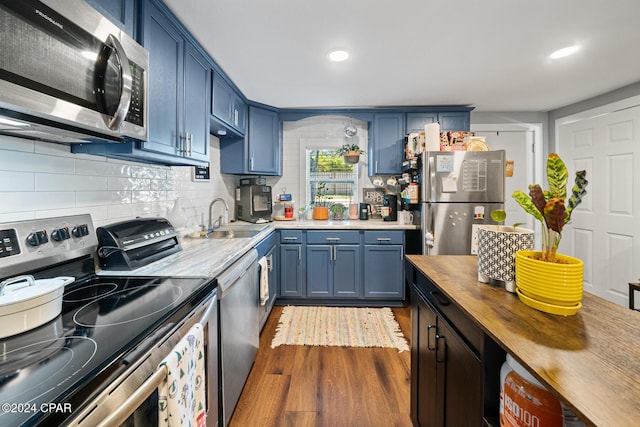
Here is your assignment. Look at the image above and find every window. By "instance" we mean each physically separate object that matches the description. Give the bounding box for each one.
[305,148,358,208]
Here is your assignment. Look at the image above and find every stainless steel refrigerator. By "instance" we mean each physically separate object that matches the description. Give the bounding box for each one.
[420,150,506,254]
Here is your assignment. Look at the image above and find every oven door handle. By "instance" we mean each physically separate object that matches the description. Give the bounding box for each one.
[104,34,132,131]
[97,365,168,427]
[198,290,217,325]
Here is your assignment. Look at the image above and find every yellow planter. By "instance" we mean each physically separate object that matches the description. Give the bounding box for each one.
[312,206,329,220]
[515,250,584,316]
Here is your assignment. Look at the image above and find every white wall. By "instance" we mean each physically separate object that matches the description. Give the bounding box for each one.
[0,134,237,232]
[262,115,376,208]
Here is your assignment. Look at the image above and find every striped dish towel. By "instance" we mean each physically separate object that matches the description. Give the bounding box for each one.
[158,323,206,427]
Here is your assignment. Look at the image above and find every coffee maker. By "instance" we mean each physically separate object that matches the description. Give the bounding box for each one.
[383,194,398,221]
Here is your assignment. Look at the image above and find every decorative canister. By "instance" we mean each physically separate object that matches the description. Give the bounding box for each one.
[477,225,534,293]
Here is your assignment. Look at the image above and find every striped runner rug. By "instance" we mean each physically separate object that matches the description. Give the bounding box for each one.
[270,306,409,352]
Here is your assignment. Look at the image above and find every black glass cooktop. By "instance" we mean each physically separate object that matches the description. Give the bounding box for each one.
[0,274,213,426]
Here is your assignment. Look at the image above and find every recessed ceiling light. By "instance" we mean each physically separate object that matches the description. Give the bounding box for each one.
[328,49,350,62]
[549,45,580,59]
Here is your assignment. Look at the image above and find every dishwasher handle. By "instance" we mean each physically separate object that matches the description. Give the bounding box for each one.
[217,249,258,293]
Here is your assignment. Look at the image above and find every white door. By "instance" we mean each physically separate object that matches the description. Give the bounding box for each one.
[558,105,640,306]
[472,128,537,233]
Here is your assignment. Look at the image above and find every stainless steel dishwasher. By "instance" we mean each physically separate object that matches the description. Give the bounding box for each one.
[218,249,259,426]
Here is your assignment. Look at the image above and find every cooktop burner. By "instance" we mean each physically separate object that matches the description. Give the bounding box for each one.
[0,274,212,426]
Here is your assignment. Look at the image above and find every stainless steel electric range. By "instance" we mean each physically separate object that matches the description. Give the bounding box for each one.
[0,215,217,426]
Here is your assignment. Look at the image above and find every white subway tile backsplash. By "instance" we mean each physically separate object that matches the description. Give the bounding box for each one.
[107,176,151,191]
[36,173,108,192]
[0,191,76,213]
[0,171,35,191]
[76,190,132,207]
[0,150,75,174]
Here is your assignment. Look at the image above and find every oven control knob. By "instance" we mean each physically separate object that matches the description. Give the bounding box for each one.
[52,227,71,242]
[27,230,49,246]
[72,224,90,237]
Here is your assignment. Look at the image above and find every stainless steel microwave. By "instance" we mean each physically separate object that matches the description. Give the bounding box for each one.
[236,185,272,223]
[0,0,148,144]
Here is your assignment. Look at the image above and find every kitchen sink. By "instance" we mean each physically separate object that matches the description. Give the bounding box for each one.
[205,229,262,239]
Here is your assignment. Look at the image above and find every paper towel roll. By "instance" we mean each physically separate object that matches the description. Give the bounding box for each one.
[424,123,441,152]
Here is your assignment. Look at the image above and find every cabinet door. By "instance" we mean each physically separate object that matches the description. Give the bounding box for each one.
[363,245,404,298]
[438,111,470,131]
[212,72,234,125]
[411,288,439,427]
[440,319,483,426]
[306,245,332,297]
[406,112,438,134]
[248,106,281,175]
[86,0,136,37]
[280,245,304,297]
[333,245,361,297]
[233,96,247,133]
[183,44,210,162]
[370,113,404,175]
[143,1,183,156]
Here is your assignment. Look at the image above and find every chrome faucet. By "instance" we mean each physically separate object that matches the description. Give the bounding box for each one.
[208,197,230,230]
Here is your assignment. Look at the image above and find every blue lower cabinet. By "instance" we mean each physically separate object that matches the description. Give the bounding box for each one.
[363,231,404,299]
[306,245,361,298]
[280,244,304,297]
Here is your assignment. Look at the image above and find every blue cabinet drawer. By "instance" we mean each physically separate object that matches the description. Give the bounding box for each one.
[364,231,404,245]
[306,230,360,245]
[280,230,303,243]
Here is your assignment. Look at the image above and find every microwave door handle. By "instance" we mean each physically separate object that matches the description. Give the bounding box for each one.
[104,34,132,130]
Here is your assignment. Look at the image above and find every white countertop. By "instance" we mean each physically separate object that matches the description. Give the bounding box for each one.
[97,219,417,279]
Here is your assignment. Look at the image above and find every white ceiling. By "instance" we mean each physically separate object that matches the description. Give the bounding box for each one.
[164,0,640,112]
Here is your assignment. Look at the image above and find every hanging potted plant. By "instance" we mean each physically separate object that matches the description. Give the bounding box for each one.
[335,144,366,164]
[476,209,534,293]
[312,182,331,220]
[512,153,589,315]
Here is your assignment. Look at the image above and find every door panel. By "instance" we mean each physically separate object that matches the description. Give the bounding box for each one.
[558,106,640,306]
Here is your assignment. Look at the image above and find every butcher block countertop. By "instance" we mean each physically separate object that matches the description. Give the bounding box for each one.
[406,255,640,427]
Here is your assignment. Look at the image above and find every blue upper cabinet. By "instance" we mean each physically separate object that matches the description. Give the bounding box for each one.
[438,111,470,131]
[220,106,281,175]
[370,113,405,175]
[141,0,209,163]
[85,0,137,37]
[406,111,470,133]
[406,112,438,133]
[211,72,247,136]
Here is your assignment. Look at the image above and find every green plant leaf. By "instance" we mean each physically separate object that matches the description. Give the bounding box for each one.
[546,153,568,199]
[565,170,588,223]
[513,190,544,222]
[490,209,507,223]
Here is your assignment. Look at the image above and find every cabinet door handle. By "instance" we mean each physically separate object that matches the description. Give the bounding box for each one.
[375,160,379,174]
[400,246,404,261]
[267,254,273,271]
[283,237,298,241]
[376,237,392,242]
[427,324,436,351]
[435,334,446,363]
[188,133,193,156]
[326,237,341,241]
[298,246,301,261]
[250,157,254,171]
[430,291,451,307]
[333,245,337,261]
[179,133,186,154]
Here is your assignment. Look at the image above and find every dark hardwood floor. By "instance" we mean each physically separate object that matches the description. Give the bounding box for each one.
[229,305,412,427]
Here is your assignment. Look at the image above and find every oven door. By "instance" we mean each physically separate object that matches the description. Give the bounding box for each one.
[66,290,218,427]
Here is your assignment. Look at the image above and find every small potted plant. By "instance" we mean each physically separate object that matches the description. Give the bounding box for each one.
[335,144,366,164]
[312,182,331,220]
[511,153,589,315]
[329,203,346,220]
[476,209,534,293]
